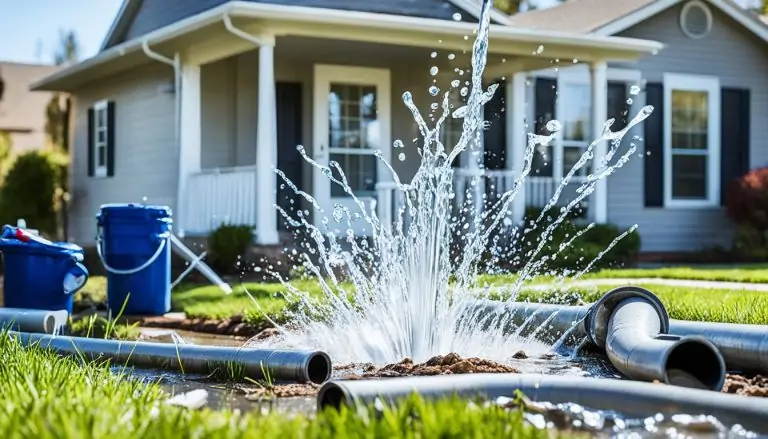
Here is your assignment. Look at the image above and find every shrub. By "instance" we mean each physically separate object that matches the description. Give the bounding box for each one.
[725,167,768,232]
[0,150,67,237]
[207,224,254,273]
[517,207,641,273]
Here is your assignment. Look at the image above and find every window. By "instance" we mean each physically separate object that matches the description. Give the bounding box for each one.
[92,100,109,178]
[440,87,466,168]
[663,73,720,208]
[559,83,592,178]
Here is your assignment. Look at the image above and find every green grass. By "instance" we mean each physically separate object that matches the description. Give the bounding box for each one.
[0,331,571,438]
[583,265,768,283]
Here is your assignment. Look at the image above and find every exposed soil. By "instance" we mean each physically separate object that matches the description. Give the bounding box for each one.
[242,383,320,400]
[722,374,768,397]
[135,314,270,338]
[342,353,519,379]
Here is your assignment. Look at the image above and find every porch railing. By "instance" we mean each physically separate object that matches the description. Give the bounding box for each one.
[181,166,258,235]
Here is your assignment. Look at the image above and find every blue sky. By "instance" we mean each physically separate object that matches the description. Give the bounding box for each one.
[0,0,123,64]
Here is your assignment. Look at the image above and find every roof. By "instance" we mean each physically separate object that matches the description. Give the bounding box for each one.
[507,0,768,43]
[100,0,504,50]
[30,1,663,92]
[0,62,60,132]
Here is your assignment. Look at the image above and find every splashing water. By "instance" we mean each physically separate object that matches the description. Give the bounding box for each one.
[248,0,653,366]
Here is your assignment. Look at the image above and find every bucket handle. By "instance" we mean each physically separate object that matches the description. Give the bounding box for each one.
[96,231,168,276]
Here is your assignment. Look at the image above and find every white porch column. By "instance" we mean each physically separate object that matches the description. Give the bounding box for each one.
[507,71,527,224]
[590,60,608,224]
[178,64,202,234]
[255,37,279,245]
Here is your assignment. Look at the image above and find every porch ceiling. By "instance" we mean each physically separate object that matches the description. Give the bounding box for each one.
[31,1,663,92]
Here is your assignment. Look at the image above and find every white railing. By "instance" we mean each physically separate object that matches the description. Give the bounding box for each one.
[452,169,557,209]
[375,181,407,230]
[181,166,258,235]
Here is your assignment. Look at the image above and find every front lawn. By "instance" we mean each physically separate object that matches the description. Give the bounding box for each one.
[583,264,768,284]
[0,331,566,439]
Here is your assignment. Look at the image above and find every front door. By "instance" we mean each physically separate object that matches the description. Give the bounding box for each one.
[312,65,391,235]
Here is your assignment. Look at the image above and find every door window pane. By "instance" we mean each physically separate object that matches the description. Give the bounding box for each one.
[330,153,377,197]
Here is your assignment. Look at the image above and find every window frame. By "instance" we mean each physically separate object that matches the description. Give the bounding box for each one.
[662,73,721,209]
[92,99,109,178]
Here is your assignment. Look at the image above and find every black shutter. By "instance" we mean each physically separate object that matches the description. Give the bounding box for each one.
[87,107,95,177]
[483,79,506,170]
[106,101,116,177]
[535,77,557,135]
[276,82,303,232]
[607,81,628,132]
[720,88,751,205]
[643,83,664,207]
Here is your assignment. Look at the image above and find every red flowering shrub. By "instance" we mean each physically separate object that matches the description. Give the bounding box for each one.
[725,167,768,232]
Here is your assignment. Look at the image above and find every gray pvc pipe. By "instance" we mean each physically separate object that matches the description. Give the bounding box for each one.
[318,374,768,433]
[13,331,332,384]
[0,308,68,334]
[668,319,768,374]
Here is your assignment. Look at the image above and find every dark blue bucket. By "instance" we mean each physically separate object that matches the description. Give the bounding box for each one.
[97,203,172,316]
[0,226,89,313]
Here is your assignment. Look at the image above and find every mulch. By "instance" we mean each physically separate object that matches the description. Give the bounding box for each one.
[134,314,271,338]
[722,374,768,397]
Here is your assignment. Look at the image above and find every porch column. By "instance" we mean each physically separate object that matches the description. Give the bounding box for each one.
[255,36,279,245]
[590,60,608,224]
[507,71,527,224]
[178,64,202,234]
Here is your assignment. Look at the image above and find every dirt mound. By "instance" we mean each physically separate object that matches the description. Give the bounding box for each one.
[723,374,768,397]
[350,353,518,378]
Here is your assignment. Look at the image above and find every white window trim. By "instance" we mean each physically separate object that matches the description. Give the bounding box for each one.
[530,65,643,182]
[662,73,721,209]
[92,100,109,178]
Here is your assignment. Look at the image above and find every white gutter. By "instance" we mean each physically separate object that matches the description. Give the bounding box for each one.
[222,12,266,46]
[141,41,182,219]
[30,1,663,91]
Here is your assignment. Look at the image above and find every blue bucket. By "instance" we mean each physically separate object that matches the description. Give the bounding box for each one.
[0,226,89,313]
[97,203,172,316]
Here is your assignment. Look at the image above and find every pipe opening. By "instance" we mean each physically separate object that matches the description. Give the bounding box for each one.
[307,353,332,384]
[665,338,725,391]
[318,384,346,409]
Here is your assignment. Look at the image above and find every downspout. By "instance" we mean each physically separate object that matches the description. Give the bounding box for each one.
[141,41,181,219]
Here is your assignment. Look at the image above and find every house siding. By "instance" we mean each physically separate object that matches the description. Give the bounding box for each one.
[69,64,176,244]
[606,4,768,252]
[115,0,474,47]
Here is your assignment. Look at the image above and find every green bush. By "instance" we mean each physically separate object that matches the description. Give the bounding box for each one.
[0,150,67,237]
[207,224,254,273]
[518,207,640,273]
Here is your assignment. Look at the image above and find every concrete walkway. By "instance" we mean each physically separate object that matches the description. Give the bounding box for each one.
[522,278,768,292]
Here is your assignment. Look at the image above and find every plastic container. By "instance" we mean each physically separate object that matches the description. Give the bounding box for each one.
[97,203,172,316]
[0,226,89,313]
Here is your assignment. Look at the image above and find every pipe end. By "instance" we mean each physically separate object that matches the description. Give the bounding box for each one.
[307,351,333,384]
[317,381,349,410]
[587,286,669,348]
[663,335,726,391]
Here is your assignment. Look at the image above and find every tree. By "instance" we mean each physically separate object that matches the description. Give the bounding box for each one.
[763,0,768,15]
[45,29,79,150]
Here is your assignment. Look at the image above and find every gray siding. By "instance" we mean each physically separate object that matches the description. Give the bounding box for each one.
[69,64,177,244]
[605,4,768,252]
[114,0,474,48]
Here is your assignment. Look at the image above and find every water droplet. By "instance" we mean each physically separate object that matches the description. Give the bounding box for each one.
[626,98,633,105]
[460,87,469,97]
[463,35,469,40]
[398,153,406,161]
[430,66,439,76]
[430,51,437,58]
[451,79,460,88]
[429,86,440,96]
[629,85,641,95]
[452,12,462,21]
[546,120,562,132]
[431,102,439,110]
[141,196,147,202]
[535,45,544,54]
[448,53,455,60]
[393,139,404,149]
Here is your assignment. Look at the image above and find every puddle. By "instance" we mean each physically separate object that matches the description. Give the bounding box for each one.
[137,327,248,347]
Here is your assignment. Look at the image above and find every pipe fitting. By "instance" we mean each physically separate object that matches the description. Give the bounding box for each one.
[587,287,725,390]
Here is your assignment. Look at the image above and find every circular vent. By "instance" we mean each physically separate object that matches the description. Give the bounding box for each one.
[680,0,713,39]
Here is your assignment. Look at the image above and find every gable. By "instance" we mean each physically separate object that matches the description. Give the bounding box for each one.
[104,0,477,50]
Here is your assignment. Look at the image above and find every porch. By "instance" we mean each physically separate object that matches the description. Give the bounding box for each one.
[156,4,660,242]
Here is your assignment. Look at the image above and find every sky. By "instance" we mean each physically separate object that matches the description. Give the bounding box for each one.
[0,0,123,65]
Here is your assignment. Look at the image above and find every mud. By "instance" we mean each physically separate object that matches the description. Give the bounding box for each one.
[342,353,519,379]
[241,383,320,400]
[722,374,768,397]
